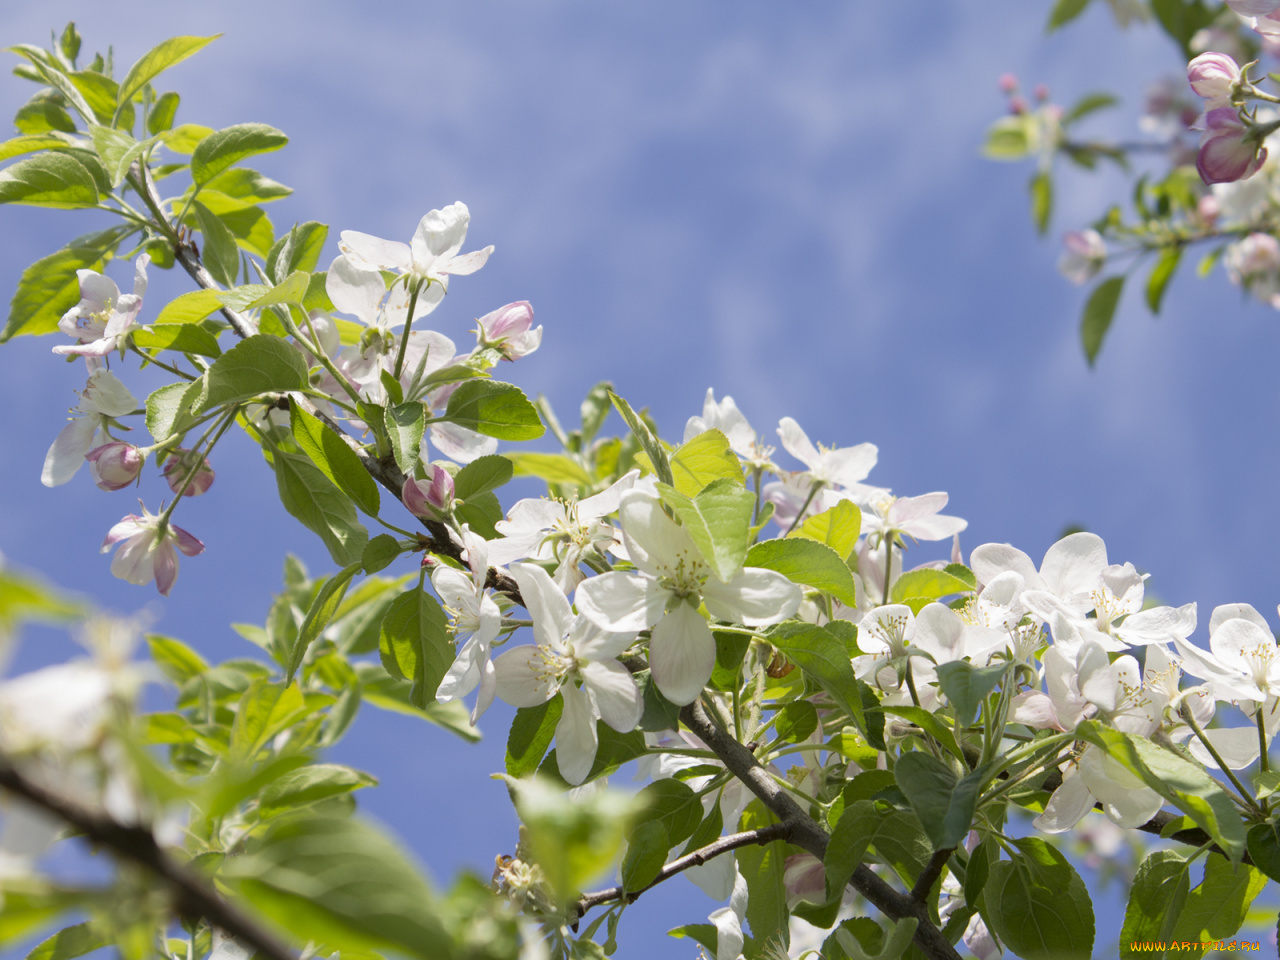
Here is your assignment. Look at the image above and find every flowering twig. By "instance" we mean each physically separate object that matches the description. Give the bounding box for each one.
[0,758,297,960]
[573,822,792,918]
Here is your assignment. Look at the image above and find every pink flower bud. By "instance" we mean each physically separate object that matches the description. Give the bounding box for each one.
[1033,83,1049,103]
[1058,229,1107,285]
[162,449,216,497]
[998,73,1018,94]
[1197,193,1221,224]
[1197,107,1267,184]
[782,854,826,908]
[1008,95,1028,116]
[476,301,542,360]
[84,442,144,491]
[402,465,454,518]
[1226,0,1280,15]
[1187,52,1241,102]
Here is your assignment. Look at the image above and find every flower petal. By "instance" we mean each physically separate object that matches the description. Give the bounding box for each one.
[493,647,558,708]
[511,562,573,652]
[339,230,412,273]
[555,683,599,785]
[648,603,716,706]
[575,571,667,632]
[581,659,642,733]
[702,568,801,627]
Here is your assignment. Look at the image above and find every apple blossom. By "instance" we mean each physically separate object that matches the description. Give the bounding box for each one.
[1197,107,1267,184]
[575,489,801,705]
[51,255,148,369]
[683,389,771,467]
[339,202,493,293]
[432,526,503,722]
[1057,229,1107,285]
[325,254,443,330]
[862,491,967,544]
[100,504,204,596]
[1187,52,1242,104]
[475,301,542,361]
[492,563,641,785]
[41,370,138,488]
[402,465,455,519]
[1225,231,1280,306]
[162,449,216,498]
[85,442,143,492]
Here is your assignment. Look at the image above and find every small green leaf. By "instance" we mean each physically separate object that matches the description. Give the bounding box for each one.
[1080,275,1124,367]
[632,779,702,848]
[148,91,180,135]
[738,801,789,955]
[191,200,240,287]
[935,660,1007,725]
[825,799,876,897]
[1145,245,1181,315]
[155,288,223,325]
[117,36,220,113]
[889,567,974,606]
[621,821,669,894]
[145,381,198,444]
[1030,170,1052,235]
[146,634,209,685]
[893,752,987,851]
[657,477,754,583]
[292,562,362,680]
[669,428,743,496]
[362,534,402,575]
[444,380,544,441]
[268,221,329,282]
[1,226,128,341]
[379,587,453,708]
[775,700,819,744]
[747,538,858,607]
[190,122,287,185]
[1064,91,1118,123]
[984,838,1095,960]
[767,621,865,733]
[1119,850,1190,958]
[982,116,1030,160]
[609,390,672,486]
[248,270,310,308]
[790,499,861,560]
[0,153,98,208]
[290,403,380,517]
[505,451,594,488]
[272,451,368,567]
[132,323,221,358]
[191,334,308,414]
[24,921,107,960]
[454,454,515,501]
[1167,853,1267,955]
[1047,0,1092,30]
[382,403,426,476]
[258,764,376,813]
[505,695,563,778]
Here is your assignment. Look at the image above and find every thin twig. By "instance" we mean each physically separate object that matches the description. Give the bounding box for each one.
[574,823,791,919]
[0,759,297,960]
[911,847,953,904]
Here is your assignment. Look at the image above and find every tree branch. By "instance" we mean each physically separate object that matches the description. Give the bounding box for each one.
[911,847,953,904]
[678,698,962,960]
[0,759,297,960]
[574,822,792,919]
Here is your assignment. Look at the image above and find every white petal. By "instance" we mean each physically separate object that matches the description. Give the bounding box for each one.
[339,230,412,272]
[581,659,642,733]
[970,542,1042,592]
[703,568,801,627]
[1188,726,1262,770]
[685,855,736,901]
[511,562,573,652]
[41,418,98,486]
[326,255,386,324]
[80,370,137,417]
[442,247,493,276]
[429,422,498,463]
[555,683,599,785]
[1209,603,1271,634]
[649,603,716,706]
[1039,532,1107,604]
[493,647,557,708]
[618,490,703,579]
[575,571,667,632]
[413,202,470,261]
[1032,766,1093,833]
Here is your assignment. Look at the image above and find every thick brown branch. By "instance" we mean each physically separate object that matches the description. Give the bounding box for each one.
[678,699,962,960]
[574,822,792,919]
[911,847,953,904]
[0,759,296,960]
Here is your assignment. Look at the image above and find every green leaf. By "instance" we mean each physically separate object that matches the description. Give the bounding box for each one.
[790,499,861,560]
[982,116,1030,160]
[1,226,127,341]
[24,921,107,960]
[1248,820,1280,883]
[132,323,221,358]
[737,801,789,955]
[935,661,1007,725]
[1076,720,1245,861]
[506,451,594,488]
[893,752,986,852]
[443,380,544,440]
[203,167,292,207]
[146,634,209,685]
[145,381,198,444]
[148,91,180,135]
[0,153,98,208]
[538,725,646,787]
[273,451,369,566]
[0,134,73,162]
[657,477,754,583]
[825,799,876,897]
[117,36,219,113]
[775,700,819,744]
[1047,0,1092,30]
[228,680,312,758]
[1150,0,1218,58]
[290,404,380,517]
[632,779,702,848]
[1064,91,1118,123]
[362,534,402,575]
[226,816,451,960]
[579,380,613,441]
[983,837,1095,960]
[767,621,864,732]
[378,587,453,708]
[249,270,310,308]
[889,567,974,606]
[292,562,362,680]
[609,390,672,486]
[160,122,213,155]
[747,538,858,607]
[268,221,329,282]
[258,764,376,814]
[1145,245,1181,315]
[12,89,76,136]
[669,428,743,496]
[191,334,308,414]
[1081,275,1124,367]
[155,288,223,325]
[1030,170,1052,235]
[620,821,669,894]
[1167,854,1267,956]
[506,695,563,778]
[875,704,963,761]
[454,454,515,500]
[1120,850,1191,958]
[191,200,240,287]
[190,122,287,185]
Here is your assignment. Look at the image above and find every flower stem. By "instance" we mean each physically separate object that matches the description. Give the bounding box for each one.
[157,407,238,529]
[392,280,424,382]
[1257,705,1270,775]
[1182,703,1260,812]
[782,480,823,537]
[883,532,895,605]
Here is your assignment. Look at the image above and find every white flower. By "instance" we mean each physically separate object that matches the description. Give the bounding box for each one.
[101,504,204,596]
[433,526,503,722]
[339,202,493,292]
[325,254,444,330]
[575,490,801,705]
[52,256,149,369]
[776,417,879,492]
[1058,230,1106,285]
[42,370,138,487]
[1174,607,1280,704]
[493,563,641,785]
[862,491,968,544]
[684,389,771,467]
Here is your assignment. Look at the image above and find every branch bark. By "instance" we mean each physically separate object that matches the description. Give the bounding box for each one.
[678,699,963,960]
[0,759,297,960]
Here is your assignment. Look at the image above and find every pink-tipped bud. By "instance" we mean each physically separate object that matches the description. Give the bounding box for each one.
[1187,52,1241,102]
[1008,95,1028,116]
[998,73,1018,94]
[1197,193,1221,224]
[162,449,216,497]
[782,854,826,908]
[1058,229,1107,285]
[476,301,542,360]
[1197,107,1267,184]
[85,443,144,491]
[1034,83,1049,102]
[402,465,454,518]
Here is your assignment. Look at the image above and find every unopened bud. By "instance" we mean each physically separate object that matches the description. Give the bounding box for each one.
[85,442,144,491]
[402,465,455,518]
[162,449,216,497]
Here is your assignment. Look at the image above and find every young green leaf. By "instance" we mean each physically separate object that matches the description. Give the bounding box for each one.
[657,477,754,583]
[505,695,563,778]
[190,121,288,185]
[379,587,453,708]
[0,153,98,208]
[117,36,220,114]
[983,838,1095,960]
[454,454,514,500]
[747,538,858,607]
[272,451,369,567]
[443,380,544,440]
[291,404,380,517]
[790,499,861,560]
[609,390,673,486]
[668,428,743,496]
[1080,274,1124,367]
[1145,244,1181,315]
[190,200,240,287]
[1,225,128,340]
[190,334,308,414]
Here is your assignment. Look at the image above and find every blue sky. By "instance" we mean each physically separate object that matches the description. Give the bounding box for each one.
[1,2,1276,955]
